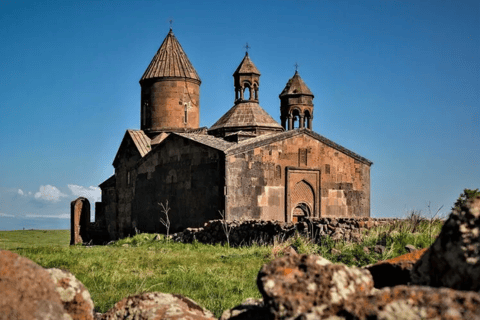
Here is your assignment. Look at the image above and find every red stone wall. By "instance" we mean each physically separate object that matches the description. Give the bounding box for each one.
[225,133,370,222]
[141,78,200,133]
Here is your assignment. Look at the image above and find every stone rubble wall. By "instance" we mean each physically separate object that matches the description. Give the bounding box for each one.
[171,217,403,246]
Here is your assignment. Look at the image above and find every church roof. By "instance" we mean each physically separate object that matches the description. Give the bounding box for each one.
[128,130,151,157]
[233,52,260,75]
[175,133,235,151]
[140,29,201,82]
[209,102,283,131]
[280,71,313,97]
[113,130,151,167]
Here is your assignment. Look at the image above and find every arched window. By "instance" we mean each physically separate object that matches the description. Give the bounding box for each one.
[184,103,188,124]
[291,109,301,129]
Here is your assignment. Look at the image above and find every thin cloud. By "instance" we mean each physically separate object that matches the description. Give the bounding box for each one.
[0,213,15,218]
[17,189,24,196]
[34,185,68,202]
[25,213,70,219]
[68,184,101,203]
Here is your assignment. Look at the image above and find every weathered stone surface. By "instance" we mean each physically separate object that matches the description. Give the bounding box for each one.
[257,254,373,319]
[366,248,428,288]
[47,268,95,320]
[328,285,480,320]
[0,250,70,320]
[100,292,215,320]
[405,244,417,252]
[71,197,91,245]
[171,218,401,247]
[411,196,480,291]
[219,298,269,320]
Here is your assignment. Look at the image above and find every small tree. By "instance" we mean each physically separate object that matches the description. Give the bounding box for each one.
[158,201,171,239]
[453,188,480,210]
[219,210,232,247]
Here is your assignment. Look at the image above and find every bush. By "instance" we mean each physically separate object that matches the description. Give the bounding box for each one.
[453,188,480,210]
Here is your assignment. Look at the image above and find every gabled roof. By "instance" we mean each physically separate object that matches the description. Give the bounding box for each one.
[140,29,201,82]
[113,130,151,167]
[99,175,116,188]
[174,133,234,151]
[225,128,373,165]
[280,71,313,97]
[208,102,283,131]
[233,52,260,75]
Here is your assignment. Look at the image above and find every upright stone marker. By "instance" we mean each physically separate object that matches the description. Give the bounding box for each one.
[70,197,90,245]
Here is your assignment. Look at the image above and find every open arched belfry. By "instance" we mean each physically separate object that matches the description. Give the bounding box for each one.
[93,29,373,240]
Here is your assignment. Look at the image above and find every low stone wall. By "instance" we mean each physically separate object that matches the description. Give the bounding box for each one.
[171,217,402,246]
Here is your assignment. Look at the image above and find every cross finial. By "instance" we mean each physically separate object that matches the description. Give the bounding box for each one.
[168,18,174,30]
[244,42,250,53]
[295,63,299,72]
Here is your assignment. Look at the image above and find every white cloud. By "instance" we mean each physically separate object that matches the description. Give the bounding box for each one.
[34,185,68,202]
[0,213,15,218]
[25,213,70,219]
[67,184,101,203]
[18,189,24,196]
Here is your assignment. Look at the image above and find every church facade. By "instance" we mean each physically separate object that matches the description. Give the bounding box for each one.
[95,29,372,240]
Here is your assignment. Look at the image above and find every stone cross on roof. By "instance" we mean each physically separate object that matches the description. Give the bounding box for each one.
[244,42,250,53]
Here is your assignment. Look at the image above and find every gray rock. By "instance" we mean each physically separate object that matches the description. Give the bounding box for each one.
[100,292,215,320]
[257,254,373,319]
[47,268,95,320]
[411,196,480,291]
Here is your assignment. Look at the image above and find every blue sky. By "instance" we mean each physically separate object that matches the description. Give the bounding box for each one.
[0,0,478,230]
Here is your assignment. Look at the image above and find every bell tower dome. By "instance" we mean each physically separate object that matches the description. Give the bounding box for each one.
[139,29,201,136]
[279,71,314,130]
[233,52,260,103]
[208,51,283,137]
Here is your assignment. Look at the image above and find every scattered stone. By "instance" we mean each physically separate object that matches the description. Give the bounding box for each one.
[0,250,70,320]
[171,218,399,246]
[47,268,95,320]
[330,248,341,255]
[257,254,373,319]
[100,292,215,320]
[411,196,480,291]
[219,298,269,320]
[336,285,480,319]
[362,246,370,254]
[153,234,162,241]
[405,244,417,253]
[373,245,385,254]
[283,245,297,256]
[366,248,428,288]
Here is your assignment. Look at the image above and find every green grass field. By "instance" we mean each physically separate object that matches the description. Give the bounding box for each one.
[0,219,443,317]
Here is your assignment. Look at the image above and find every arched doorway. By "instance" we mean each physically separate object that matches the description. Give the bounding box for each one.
[290,180,314,222]
[292,202,311,222]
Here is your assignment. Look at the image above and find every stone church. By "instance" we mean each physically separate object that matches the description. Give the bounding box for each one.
[95,29,372,240]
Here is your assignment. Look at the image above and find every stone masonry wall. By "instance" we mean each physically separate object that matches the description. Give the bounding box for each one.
[225,132,370,222]
[132,135,225,234]
[141,79,200,132]
[171,217,399,246]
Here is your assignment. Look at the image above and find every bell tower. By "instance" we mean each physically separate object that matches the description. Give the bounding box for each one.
[279,70,314,130]
[233,51,260,104]
[139,29,201,136]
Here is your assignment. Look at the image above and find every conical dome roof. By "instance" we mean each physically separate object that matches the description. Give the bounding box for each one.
[280,71,313,97]
[233,52,260,75]
[209,102,282,131]
[140,29,201,82]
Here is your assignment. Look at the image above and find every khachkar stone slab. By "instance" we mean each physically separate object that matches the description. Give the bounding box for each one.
[70,197,90,245]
